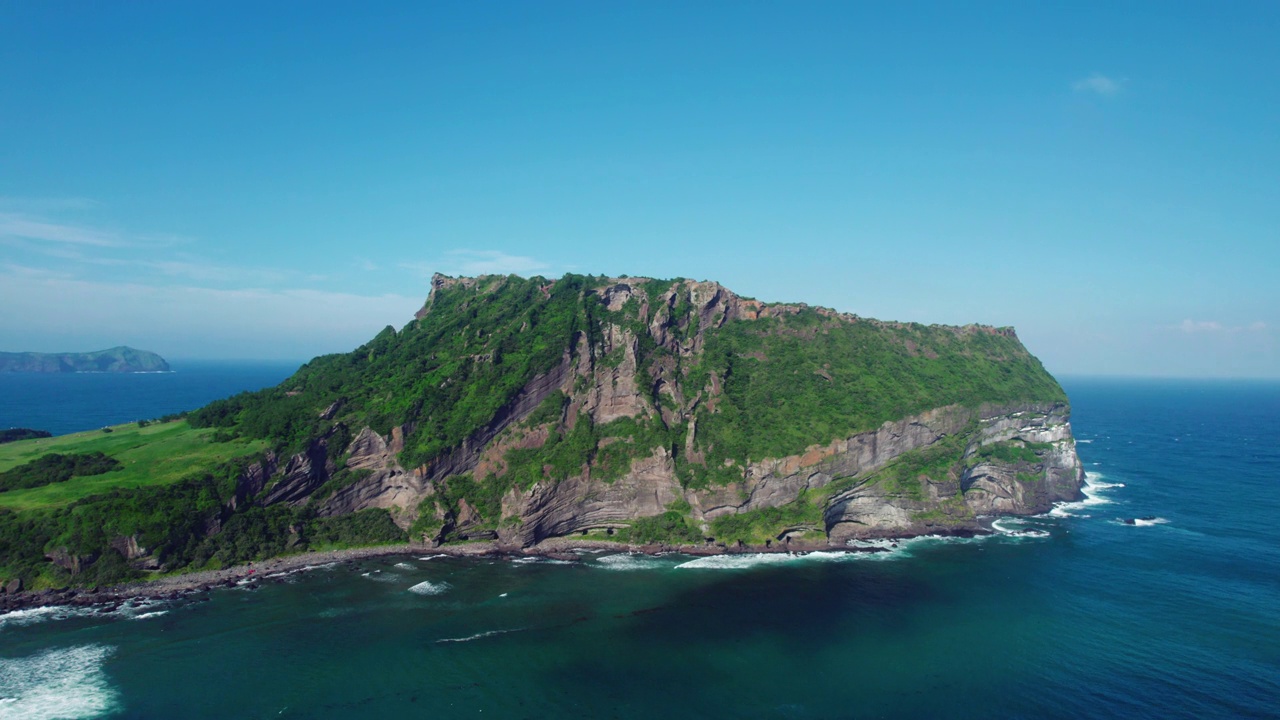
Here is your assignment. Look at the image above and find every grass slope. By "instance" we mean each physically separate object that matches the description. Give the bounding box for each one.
[0,421,268,511]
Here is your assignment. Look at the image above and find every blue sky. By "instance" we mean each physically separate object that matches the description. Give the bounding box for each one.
[1,2,1277,377]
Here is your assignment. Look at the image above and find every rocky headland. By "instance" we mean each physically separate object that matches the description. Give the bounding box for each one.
[0,274,1083,601]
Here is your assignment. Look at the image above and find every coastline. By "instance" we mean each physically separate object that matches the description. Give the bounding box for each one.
[0,531,958,614]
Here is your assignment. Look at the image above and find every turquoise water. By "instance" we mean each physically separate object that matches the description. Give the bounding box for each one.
[1,378,1278,719]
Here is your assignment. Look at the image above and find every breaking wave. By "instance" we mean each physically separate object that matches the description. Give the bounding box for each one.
[0,599,170,630]
[594,553,674,571]
[0,645,118,720]
[991,518,1051,539]
[1050,471,1122,517]
[407,580,452,596]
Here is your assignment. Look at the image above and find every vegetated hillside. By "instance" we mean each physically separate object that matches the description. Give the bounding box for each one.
[0,274,1082,590]
[0,346,170,373]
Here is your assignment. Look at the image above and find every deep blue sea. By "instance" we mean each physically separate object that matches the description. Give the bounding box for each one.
[0,360,302,436]
[1,374,1278,719]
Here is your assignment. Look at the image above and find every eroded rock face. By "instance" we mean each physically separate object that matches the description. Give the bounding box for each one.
[498,447,683,545]
[824,404,1084,542]
[260,439,334,506]
[238,277,1084,548]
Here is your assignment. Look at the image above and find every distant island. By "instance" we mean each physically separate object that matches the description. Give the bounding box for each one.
[0,346,170,373]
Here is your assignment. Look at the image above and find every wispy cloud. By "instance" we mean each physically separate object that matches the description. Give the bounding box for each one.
[1178,319,1267,334]
[0,212,124,247]
[0,268,421,359]
[1072,73,1125,96]
[0,196,103,213]
[447,249,550,275]
[401,249,551,278]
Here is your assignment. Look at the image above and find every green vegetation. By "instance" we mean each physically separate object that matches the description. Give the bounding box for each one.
[0,421,269,511]
[0,452,121,492]
[0,428,52,444]
[971,440,1053,466]
[189,275,607,464]
[709,495,823,544]
[687,313,1065,469]
[615,510,701,545]
[0,463,407,588]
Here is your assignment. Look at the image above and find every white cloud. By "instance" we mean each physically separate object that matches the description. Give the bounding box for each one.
[1178,319,1268,334]
[0,269,421,359]
[445,249,550,276]
[0,212,123,247]
[401,249,551,278]
[1072,73,1125,96]
[0,196,103,212]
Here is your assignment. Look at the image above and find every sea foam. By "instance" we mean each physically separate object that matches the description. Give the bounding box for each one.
[991,518,1051,539]
[1051,471,1123,517]
[594,553,674,571]
[407,580,451,596]
[0,645,118,720]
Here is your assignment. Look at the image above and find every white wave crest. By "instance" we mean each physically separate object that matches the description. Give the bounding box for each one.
[263,562,338,581]
[511,556,574,566]
[131,611,168,621]
[435,627,523,644]
[393,562,416,570]
[991,518,1051,539]
[1133,517,1168,527]
[0,606,77,631]
[676,553,801,570]
[1051,471,1124,516]
[594,553,672,571]
[407,580,451,596]
[0,644,119,720]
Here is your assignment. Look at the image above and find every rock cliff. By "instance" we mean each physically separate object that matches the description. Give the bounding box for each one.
[233,274,1083,549]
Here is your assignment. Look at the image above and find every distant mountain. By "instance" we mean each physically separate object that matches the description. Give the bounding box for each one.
[0,347,170,373]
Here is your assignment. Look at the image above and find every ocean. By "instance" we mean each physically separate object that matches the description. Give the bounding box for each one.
[0,360,302,436]
[0,374,1277,719]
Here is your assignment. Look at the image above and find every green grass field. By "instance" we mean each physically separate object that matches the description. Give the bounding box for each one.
[0,420,268,511]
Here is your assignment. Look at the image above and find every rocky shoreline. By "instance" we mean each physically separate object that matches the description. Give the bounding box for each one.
[0,530,983,615]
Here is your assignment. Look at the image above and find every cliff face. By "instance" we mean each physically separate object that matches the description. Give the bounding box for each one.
[237,274,1083,549]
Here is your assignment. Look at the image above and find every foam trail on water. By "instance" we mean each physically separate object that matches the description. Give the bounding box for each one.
[435,628,524,644]
[511,556,574,566]
[991,518,1051,539]
[0,645,119,720]
[264,561,339,580]
[131,611,168,621]
[393,562,416,570]
[676,553,802,570]
[594,553,674,571]
[408,580,451,596]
